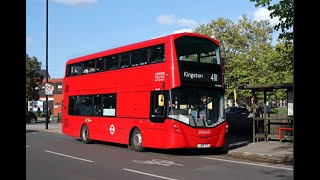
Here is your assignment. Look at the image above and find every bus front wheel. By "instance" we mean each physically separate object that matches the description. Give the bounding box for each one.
[131,128,145,152]
[80,124,92,144]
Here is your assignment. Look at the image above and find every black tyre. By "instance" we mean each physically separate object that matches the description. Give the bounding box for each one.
[130,128,145,152]
[30,118,36,124]
[80,125,91,144]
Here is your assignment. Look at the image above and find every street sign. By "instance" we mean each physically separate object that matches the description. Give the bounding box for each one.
[45,82,54,95]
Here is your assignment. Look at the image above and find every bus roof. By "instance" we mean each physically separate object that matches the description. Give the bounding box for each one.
[66,32,220,65]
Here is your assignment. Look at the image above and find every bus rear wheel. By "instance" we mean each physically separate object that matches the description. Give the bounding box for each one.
[131,128,145,152]
[80,124,92,144]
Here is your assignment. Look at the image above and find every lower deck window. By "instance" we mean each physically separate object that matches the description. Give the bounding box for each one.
[68,94,117,117]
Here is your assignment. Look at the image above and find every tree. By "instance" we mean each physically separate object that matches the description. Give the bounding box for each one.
[26,53,44,101]
[250,0,293,41]
[194,15,274,104]
[193,15,293,105]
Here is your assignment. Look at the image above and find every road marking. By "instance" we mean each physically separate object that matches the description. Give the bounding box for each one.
[26,146,29,148]
[133,159,183,166]
[44,150,93,163]
[201,157,293,171]
[123,168,179,180]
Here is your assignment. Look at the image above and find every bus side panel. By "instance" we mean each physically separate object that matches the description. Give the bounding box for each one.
[87,116,108,141]
[116,91,150,145]
[141,121,167,148]
[89,117,154,146]
[62,101,82,138]
[93,117,131,144]
[62,116,83,138]
[118,91,151,118]
[127,91,150,118]
[90,119,168,148]
[62,118,75,137]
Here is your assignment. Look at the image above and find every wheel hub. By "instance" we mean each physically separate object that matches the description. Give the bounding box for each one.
[133,133,142,148]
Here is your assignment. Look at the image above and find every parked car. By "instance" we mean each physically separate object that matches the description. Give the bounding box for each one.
[26,111,37,124]
[225,107,251,135]
[225,106,249,116]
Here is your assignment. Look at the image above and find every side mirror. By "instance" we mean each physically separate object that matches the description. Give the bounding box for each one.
[158,94,164,107]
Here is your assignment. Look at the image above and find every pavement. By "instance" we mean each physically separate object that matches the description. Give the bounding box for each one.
[26,119,293,165]
[225,134,293,165]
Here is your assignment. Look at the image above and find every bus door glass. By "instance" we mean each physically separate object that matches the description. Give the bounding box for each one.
[150,90,167,123]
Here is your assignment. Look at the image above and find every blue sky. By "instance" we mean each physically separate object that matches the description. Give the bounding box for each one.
[26,0,280,78]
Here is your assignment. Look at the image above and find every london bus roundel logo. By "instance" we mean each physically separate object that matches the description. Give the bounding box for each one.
[109,124,115,135]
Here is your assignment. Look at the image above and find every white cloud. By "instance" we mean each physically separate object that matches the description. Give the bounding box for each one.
[157,15,175,25]
[157,15,198,27]
[51,0,97,7]
[177,19,198,27]
[26,37,33,45]
[253,7,280,26]
[172,29,193,34]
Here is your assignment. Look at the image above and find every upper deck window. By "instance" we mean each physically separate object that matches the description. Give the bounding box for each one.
[68,63,84,76]
[106,54,120,70]
[131,48,148,66]
[96,57,105,72]
[119,52,130,68]
[175,36,220,65]
[83,60,96,74]
[65,43,166,77]
[149,44,165,64]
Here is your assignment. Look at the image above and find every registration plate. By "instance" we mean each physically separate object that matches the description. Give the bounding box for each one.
[197,144,210,148]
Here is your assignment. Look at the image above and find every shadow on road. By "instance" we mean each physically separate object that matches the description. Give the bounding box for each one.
[76,139,129,149]
[26,130,39,133]
[146,148,228,156]
[225,134,252,150]
[75,138,228,156]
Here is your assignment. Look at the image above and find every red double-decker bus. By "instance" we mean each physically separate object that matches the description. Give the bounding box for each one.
[62,32,228,152]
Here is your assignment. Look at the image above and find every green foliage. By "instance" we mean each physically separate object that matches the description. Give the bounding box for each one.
[193,15,293,103]
[250,0,293,41]
[272,107,288,114]
[26,53,44,101]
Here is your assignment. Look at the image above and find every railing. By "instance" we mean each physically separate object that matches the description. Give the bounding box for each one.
[253,113,293,142]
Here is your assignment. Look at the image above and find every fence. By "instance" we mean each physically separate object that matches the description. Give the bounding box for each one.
[253,113,293,142]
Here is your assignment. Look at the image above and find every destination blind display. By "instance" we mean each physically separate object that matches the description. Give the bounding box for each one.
[180,70,222,87]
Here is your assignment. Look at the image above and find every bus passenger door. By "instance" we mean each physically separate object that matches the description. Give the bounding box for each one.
[150,91,166,123]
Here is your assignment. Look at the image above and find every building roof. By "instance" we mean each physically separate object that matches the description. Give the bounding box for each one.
[48,78,64,83]
[38,69,51,79]
[238,83,293,92]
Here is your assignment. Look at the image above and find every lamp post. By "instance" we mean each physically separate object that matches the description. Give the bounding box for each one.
[45,0,49,129]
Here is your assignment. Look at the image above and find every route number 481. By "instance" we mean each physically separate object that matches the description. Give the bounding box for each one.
[211,74,217,82]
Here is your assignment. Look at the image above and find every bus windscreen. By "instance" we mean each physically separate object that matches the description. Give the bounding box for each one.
[174,36,220,65]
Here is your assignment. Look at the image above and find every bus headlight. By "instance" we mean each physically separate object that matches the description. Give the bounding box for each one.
[225,123,229,133]
[173,123,179,132]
